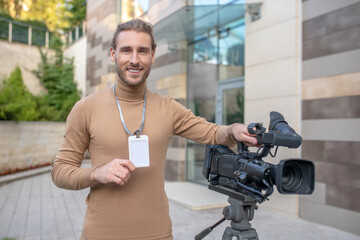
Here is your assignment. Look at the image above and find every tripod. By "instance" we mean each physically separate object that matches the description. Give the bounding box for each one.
[195,185,259,240]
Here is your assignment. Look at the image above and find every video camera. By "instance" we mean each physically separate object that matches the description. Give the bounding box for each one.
[195,112,315,240]
[202,111,314,203]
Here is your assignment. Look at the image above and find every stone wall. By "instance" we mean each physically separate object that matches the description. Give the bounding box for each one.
[64,36,87,97]
[86,0,119,95]
[0,122,65,173]
[0,40,51,95]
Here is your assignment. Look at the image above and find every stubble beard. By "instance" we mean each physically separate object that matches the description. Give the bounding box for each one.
[115,58,151,87]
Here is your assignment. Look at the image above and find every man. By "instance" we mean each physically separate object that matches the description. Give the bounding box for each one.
[52,19,258,240]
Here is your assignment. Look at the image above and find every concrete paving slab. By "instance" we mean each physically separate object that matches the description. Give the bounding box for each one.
[0,166,52,186]
[0,168,359,240]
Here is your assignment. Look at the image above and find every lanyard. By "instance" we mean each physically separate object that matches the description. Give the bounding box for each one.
[113,84,146,137]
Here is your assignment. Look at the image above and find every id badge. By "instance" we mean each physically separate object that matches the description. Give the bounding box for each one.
[128,135,150,167]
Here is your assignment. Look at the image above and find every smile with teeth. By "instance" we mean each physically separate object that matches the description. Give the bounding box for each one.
[128,68,141,73]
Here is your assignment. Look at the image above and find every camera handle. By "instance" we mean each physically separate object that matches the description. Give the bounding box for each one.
[221,197,259,240]
[237,140,273,159]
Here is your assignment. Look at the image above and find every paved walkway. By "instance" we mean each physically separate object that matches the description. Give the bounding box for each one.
[0,169,360,240]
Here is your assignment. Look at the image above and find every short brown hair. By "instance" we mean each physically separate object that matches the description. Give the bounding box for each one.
[111,19,157,50]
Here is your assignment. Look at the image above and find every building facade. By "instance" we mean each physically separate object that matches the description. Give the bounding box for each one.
[84,0,360,235]
[300,0,360,234]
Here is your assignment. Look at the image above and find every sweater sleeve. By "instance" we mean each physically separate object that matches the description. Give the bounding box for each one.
[170,98,237,147]
[51,99,98,190]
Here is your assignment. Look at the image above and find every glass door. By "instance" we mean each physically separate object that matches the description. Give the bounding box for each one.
[216,77,244,125]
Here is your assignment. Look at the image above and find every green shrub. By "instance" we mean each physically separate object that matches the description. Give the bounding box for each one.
[0,67,39,121]
[33,36,81,121]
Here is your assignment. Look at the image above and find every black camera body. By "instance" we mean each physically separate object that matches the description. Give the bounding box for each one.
[202,112,315,203]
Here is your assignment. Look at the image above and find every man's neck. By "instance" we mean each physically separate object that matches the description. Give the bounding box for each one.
[114,77,146,101]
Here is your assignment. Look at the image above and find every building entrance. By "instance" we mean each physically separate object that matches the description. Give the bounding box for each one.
[175,3,246,184]
[216,77,244,126]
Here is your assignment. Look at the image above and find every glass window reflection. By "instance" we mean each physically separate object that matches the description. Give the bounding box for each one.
[219,19,245,80]
[184,1,246,184]
[194,0,245,6]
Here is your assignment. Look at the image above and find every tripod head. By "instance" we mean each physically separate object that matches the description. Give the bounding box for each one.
[195,185,259,240]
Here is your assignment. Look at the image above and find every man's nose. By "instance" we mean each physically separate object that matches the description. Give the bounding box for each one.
[130,52,140,64]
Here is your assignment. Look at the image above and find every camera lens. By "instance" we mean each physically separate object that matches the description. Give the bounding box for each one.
[281,162,302,192]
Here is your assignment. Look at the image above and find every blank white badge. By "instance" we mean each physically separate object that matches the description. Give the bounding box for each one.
[128,135,150,168]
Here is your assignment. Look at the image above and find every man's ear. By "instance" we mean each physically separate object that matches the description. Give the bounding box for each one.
[110,47,116,62]
[151,49,156,64]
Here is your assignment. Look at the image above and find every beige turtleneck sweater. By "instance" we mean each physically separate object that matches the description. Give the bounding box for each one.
[51,80,236,240]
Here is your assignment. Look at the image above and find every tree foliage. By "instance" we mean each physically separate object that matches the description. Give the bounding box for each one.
[0,67,38,121]
[0,0,23,18]
[0,0,86,31]
[33,36,81,121]
[63,0,86,27]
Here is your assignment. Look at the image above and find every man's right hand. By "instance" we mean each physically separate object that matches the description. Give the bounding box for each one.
[90,159,136,186]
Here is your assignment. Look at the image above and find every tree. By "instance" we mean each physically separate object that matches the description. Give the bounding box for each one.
[63,0,86,27]
[0,0,24,18]
[0,0,87,31]
[21,0,70,31]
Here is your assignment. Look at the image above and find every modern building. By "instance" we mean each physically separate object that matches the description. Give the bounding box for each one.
[83,0,360,235]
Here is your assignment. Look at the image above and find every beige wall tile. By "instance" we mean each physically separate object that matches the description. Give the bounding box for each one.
[156,74,186,90]
[302,71,360,100]
[156,74,186,99]
[148,62,186,94]
[245,97,301,134]
[246,57,301,100]
[168,87,186,99]
[245,18,299,67]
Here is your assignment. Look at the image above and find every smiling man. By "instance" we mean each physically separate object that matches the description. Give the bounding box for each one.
[111,29,155,87]
[51,19,258,240]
